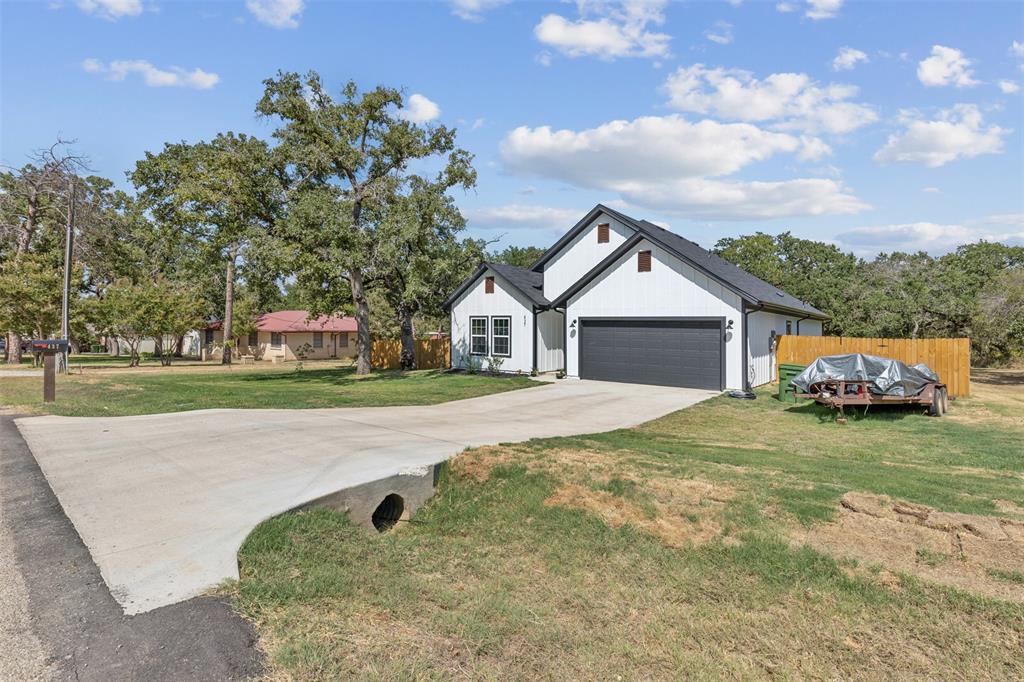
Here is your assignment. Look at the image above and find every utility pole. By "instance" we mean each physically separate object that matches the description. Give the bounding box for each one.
[58,177,76,375]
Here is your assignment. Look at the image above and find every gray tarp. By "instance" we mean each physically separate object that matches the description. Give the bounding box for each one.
[790,353,939,397]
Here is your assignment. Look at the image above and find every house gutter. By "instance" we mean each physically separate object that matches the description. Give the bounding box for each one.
[741,303,763,392]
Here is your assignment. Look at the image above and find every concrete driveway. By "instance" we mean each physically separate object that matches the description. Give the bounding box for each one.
[16,379,715,614]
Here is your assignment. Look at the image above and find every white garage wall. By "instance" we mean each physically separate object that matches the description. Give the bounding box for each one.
[542,212,634,301]
[747,311,824,387]
[450,268,533,373]
[536,309,564,372]
[565,239,744,389]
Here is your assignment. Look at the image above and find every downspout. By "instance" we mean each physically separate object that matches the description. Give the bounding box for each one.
[742,303,763,392]
[531,306,539,374]
[795,315,810,335]
[561,306,568,374]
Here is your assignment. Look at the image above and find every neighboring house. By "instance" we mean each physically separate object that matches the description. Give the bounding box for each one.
[443,204,826,390]
[202,310,358,362]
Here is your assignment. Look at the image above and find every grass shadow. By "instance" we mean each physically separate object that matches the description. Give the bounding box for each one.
[239,367,444,386]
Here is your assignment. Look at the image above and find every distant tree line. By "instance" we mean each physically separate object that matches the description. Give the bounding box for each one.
[1,71,486,372]
[711,233,1024,366]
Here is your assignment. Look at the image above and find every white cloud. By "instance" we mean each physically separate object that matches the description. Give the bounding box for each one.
[471,117,485,130]
[775,1,796,12]
[536,51,553,67]
[75,0,142,19]
[998,79,1020,94]
[1011,41,1024,58]
[917,45,978,88]
[835,215,1024,255]
[663,64,877,134]
[873,104,1008,168]
[832,46,868,71]
[922,186,940,193]
[499,114,867,219]
[246,0,304,29]
[805,0,843,20]
[704,21,733,45]
[534,0,671,61]
[398,93,441,123]
[467,204,583,231]
[81,58,219,89]
[797,135,832,161]
[448,0,509,21]
[619,177,867,219]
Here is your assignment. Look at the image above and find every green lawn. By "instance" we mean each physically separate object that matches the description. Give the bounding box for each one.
[0,365,535,416]
[0,352,209,370]
[232,370,1024,680]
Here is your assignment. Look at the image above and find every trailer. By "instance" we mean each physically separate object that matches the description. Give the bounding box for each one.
[795,378,948,424]
[789,353,948,424]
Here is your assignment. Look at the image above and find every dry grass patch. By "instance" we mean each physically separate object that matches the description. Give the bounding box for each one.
[796,492,1024,603]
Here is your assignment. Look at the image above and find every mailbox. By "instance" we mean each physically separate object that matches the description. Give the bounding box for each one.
[30,339,69,354]
[30,339,68,403]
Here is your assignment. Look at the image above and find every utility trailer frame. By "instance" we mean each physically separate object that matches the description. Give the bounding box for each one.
[796,379,948,424]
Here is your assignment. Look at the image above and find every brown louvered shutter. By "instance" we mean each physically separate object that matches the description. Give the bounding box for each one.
[485,276,495,293]
[637,250,652,272]
[597,223,610,243]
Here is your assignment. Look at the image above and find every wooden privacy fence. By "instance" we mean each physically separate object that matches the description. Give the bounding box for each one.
[776,336,971,397]
[371,338,450,370]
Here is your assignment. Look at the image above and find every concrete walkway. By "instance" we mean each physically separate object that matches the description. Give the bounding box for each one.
[16,380,715,614]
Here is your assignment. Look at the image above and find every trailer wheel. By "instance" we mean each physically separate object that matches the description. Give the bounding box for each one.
[940,387,949,414]
[928,388,944,417]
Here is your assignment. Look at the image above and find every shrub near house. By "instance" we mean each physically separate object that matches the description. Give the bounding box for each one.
[202,310,357,362]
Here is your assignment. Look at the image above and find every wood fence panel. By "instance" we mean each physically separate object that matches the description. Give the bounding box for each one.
[371,338,450,370]
[776,335,971,397]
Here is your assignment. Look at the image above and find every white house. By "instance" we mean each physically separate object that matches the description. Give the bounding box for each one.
[443,204,826,390]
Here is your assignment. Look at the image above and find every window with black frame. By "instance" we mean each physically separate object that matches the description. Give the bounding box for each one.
[491,316,511,357]
[470,317,488,355]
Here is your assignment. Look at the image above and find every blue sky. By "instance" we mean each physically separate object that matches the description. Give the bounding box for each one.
[2,0,1022,257]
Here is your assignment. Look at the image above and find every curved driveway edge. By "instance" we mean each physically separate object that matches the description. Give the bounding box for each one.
[16,380,716,614]
[0,414,262,682]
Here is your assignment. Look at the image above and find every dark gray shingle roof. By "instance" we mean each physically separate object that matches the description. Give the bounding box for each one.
[636,220,826,318]
[486,262,549,307]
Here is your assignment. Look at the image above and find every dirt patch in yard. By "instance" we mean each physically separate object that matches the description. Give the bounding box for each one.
[795,492,1024,603]
[545,477,734,549]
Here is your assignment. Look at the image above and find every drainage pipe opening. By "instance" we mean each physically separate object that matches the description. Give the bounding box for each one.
[371,494,405,532]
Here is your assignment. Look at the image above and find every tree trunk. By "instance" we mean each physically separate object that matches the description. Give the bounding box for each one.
[6,331,23,365]
[399,306,416,371]
[174,334,184,357]
[350,266,372,375]
[222,245,238,365]
[154,335,163,358]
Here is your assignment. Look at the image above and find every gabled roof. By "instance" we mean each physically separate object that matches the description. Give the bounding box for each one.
[205,310,357,333]
[441,262,550,311]
[533,204,827,319]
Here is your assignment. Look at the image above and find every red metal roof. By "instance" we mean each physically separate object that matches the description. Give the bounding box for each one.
[205,310,357,333]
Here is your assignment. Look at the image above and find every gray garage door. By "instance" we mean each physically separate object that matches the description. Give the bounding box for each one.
[579,318,723,389]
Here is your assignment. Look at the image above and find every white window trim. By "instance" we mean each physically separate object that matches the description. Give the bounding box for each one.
[470,316,488,356]
[490,316,511,358]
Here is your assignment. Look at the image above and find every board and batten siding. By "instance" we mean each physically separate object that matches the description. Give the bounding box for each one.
[564,239,745,389]
[450,268,534,373]
[536,309,564,372]
[542,213,634,301]
[746,311,822,388]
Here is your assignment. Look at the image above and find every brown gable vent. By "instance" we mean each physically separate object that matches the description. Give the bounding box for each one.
[597,223,610,243]
[485,276,495,293]
[638,250,652,272]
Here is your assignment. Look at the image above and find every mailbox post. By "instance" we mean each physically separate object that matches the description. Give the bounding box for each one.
[31,340,68,403]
